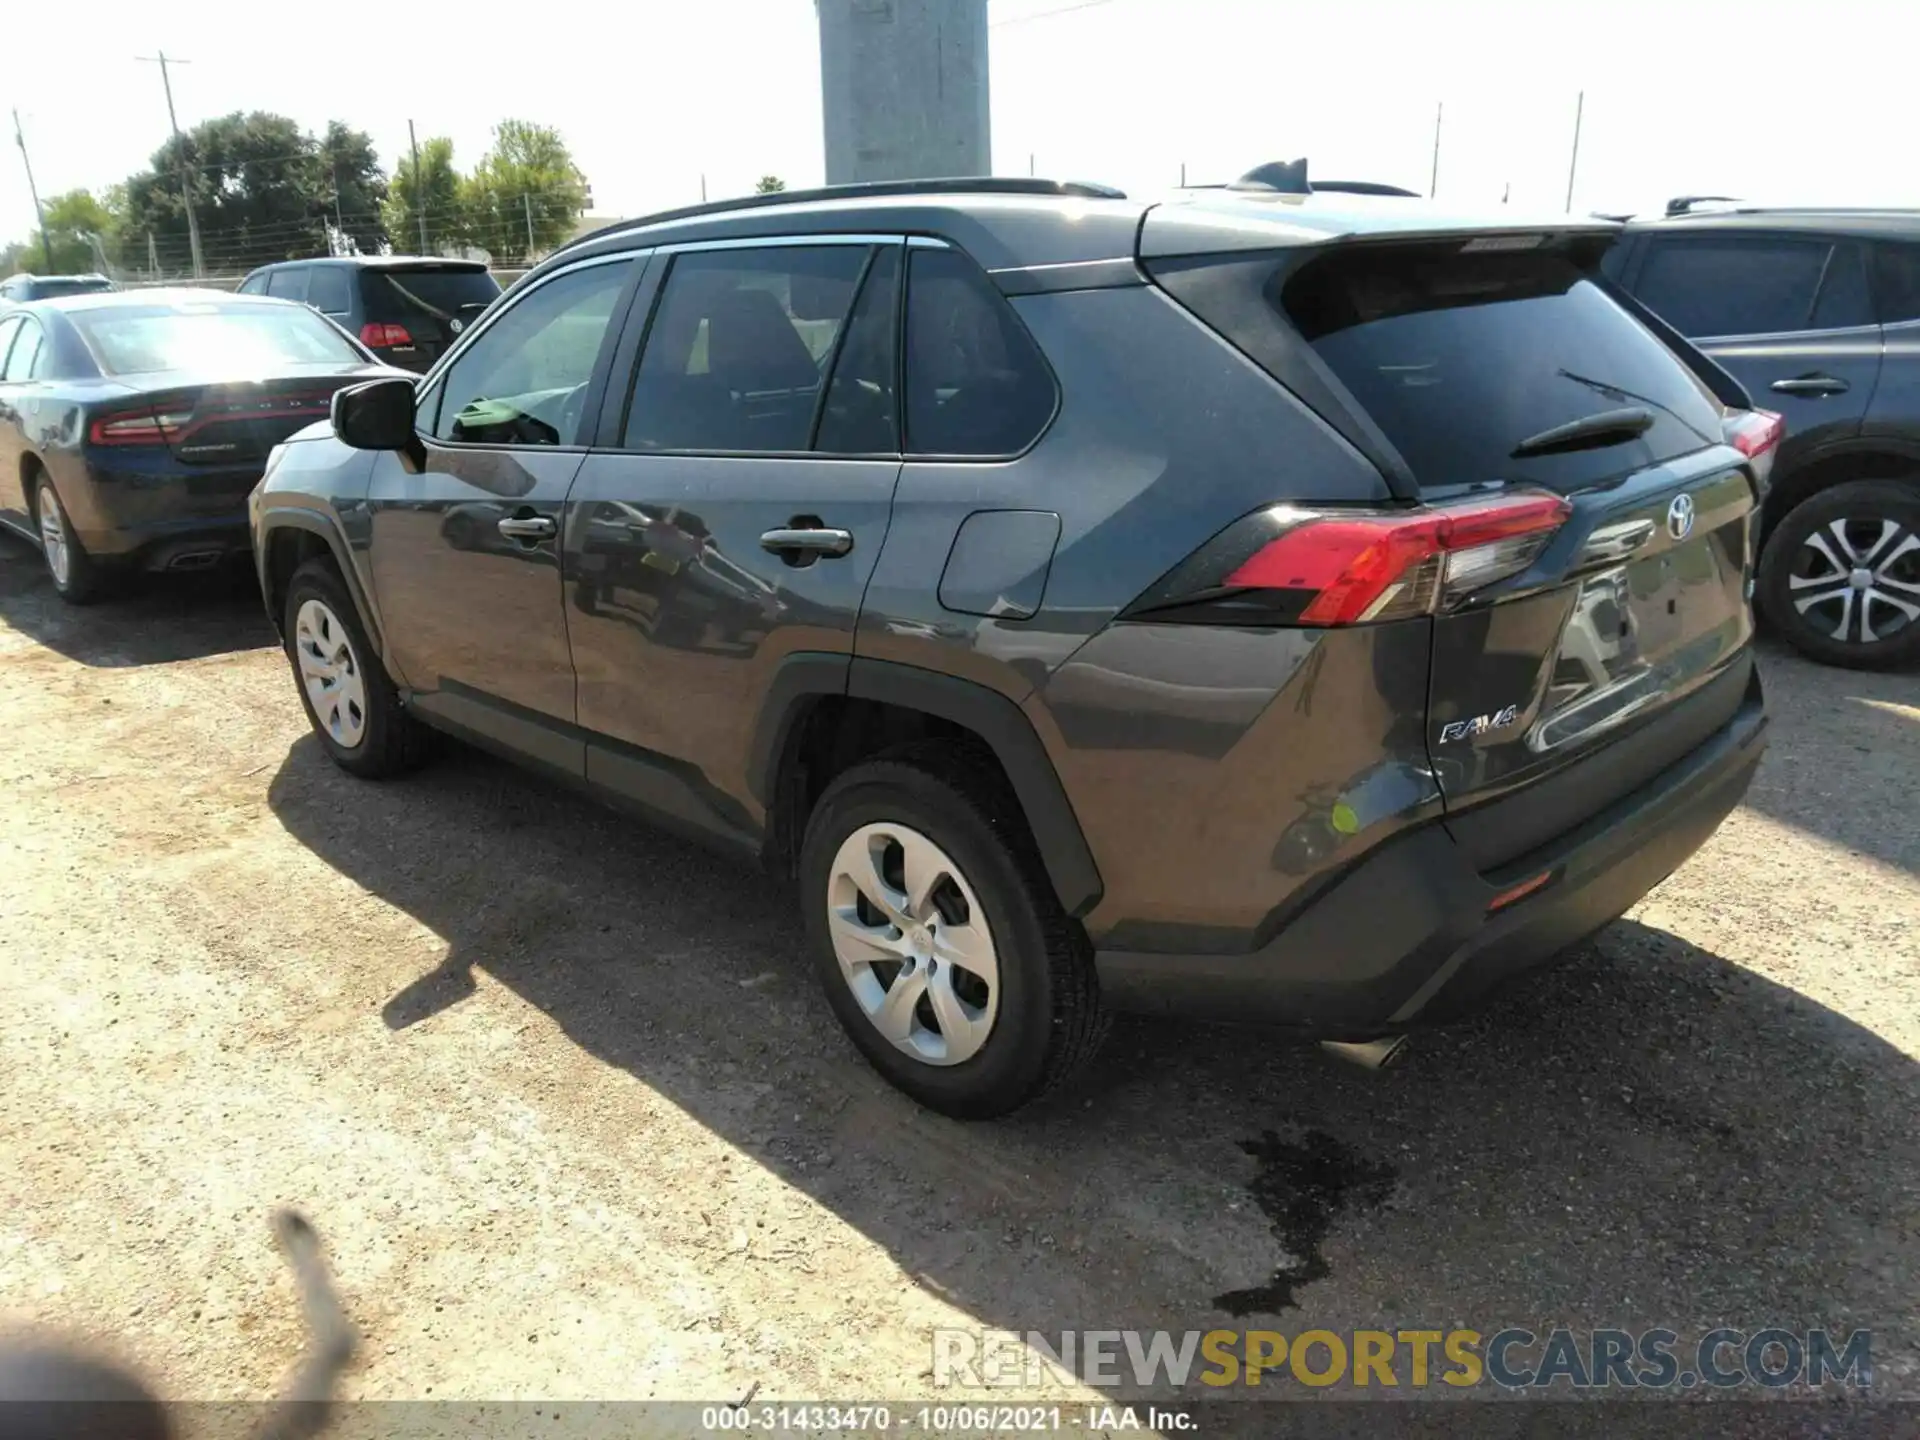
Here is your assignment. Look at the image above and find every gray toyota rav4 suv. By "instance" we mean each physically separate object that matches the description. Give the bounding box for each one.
[250,173,1773,1117]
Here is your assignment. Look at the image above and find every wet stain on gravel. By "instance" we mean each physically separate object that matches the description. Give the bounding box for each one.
[1213,1129,1397,1316]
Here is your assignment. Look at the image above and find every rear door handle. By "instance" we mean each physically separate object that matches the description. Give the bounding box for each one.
[1770,374,1849,397]
[760,526,854,558]
[497,515,557,540]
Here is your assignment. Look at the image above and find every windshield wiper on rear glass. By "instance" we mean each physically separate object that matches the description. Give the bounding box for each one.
[1510,405,1655,460]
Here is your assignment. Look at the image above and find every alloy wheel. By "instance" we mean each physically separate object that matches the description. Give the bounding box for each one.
[825,822,1000,1066]
[294,599,368,750]
[38,487,70,588]
[1788,516,1920,646]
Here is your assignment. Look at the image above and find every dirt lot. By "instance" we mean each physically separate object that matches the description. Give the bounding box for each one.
[0,532,1915,1415]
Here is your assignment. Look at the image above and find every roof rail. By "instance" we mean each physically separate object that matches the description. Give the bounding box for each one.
[555,176,1129,258]
[1664,195,1743,217]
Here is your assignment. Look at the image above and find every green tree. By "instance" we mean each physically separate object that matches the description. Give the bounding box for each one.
[318,122,389,256]
[383,135,465,256]
[463,120,589,264]
[1,189,125,275]
[123,111,334,274]
[754,175,787,194]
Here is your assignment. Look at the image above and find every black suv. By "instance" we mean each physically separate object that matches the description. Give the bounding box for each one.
[1602,205,1920,668]
[237,258,501,374]
[251,174,1771,1117]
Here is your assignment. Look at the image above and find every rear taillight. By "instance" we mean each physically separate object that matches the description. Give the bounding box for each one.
[1724,408,1784,493]
[359,322,414,348]
[1127,490,1571,628]
[88,407,194,446]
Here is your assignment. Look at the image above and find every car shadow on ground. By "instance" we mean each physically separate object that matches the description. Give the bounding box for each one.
[265,733,1918,1409]
[1738,637,1920,878]
[0,532,276,667]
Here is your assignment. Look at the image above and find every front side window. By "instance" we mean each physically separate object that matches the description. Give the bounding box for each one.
[1632,237,1839,338]
[68,302,363,376]
[623,245,869,452]
[431,259,633,447]
[903,247,1057,456]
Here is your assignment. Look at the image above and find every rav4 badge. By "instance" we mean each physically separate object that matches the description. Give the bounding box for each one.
[1439,704,1521,744]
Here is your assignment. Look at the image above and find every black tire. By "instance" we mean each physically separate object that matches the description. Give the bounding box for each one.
[1758,479,1920,670]
[282,558,435,778]
[32,474,110,605]
[798,741,1107,1119]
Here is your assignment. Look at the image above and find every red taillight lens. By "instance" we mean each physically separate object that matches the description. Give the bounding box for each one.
[88,407,193,446]
[1215,492,1571,626]
[1726,408,1784,460]
[359,322,413,348]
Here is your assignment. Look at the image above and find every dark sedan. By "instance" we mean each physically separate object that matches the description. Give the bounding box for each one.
[0,289,409,603]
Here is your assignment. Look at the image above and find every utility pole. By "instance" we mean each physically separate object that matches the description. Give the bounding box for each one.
[332,162,345,255]
[700,173,707,202]
[136,52,204,278]
[1179,161,1186,188]
[408,120,429,254]
[523,192,536,259]
[1565,91,1585,213]
[11,110,53,272]
[1429,101,1443,198]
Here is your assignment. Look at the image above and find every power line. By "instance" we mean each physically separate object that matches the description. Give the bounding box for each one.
[991,0,1119,28]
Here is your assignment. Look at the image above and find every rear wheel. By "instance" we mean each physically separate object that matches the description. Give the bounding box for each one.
[798,743,1107,1119]
[1758,479,1920,670]
[34,475,108,605]
[283,559,434,778]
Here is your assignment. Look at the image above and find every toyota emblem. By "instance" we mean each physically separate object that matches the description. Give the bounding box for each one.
[449,317,465,334]
[1666,493,1695,541]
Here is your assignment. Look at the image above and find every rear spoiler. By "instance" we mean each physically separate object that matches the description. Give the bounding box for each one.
[1590,272,1755,412]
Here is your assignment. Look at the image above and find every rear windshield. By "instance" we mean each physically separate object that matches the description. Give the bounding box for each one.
[33,278,113,298]
[1280,244,1724,493]
[362,267,501,322]
[69,302,363,376]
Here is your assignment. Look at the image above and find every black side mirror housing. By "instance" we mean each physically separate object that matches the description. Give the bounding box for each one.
[332,377,419,452]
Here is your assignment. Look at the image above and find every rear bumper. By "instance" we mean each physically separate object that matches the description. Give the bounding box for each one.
[79,515,253,570]
[1094,669,1768,1035]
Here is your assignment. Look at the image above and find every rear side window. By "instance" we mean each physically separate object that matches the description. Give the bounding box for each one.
[1874,242,1920,324]
[1281,243,1723,495]
[904,247,1056,456]
[1631,237,1872,337]
[623,245,869,452]
[363,267,501,324]
[306,267,351,314]
[265,269,308,302]
[0,317,23,374]
[3,319,45,381]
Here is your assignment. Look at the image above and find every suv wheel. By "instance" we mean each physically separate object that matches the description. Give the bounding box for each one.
[34,475,108,605]
[799,743,1107,1119]
[1758,480,1920,670]
[283,559,434,778]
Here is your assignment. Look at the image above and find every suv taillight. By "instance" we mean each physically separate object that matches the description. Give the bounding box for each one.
[360,322,414,348]
[1724,408,1784,494]
[1125,491,1572,627]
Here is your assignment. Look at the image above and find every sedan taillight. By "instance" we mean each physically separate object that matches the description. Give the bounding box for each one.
[88,407,194,446]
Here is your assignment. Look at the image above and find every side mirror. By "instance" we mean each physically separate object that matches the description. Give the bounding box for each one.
[331,377,418,452]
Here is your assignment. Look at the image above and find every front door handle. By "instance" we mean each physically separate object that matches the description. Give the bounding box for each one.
[760,526,854,558]
[1770,373,1850,397]
[497,515,557,541]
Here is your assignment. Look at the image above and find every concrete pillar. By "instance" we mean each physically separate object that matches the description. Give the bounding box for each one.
[817,0,991,184]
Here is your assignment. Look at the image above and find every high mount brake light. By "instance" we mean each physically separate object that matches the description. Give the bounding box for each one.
[1131,491,1571,628]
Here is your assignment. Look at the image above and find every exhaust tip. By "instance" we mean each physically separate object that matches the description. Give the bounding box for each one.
[166,550,224,572]
[1319,1036,1410,1071]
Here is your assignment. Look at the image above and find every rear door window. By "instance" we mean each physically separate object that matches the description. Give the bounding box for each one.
[622,245,870,452]
[265,268,309,302]
[903,247,1057,456]
[1281,242,1723,495]
[1631,237,1834,338]
[306,267,352,315]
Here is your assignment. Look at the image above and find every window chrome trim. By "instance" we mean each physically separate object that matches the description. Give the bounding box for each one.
[651,232,907,257]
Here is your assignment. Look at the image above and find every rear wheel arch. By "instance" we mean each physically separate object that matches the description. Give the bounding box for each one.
[258,510,385,659]
[1762,442,1920,548]
[754,657,1104,919]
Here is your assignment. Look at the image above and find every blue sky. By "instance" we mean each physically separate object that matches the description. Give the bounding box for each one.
[4,0,1914,260]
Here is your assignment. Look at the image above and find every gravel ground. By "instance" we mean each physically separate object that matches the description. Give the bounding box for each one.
[0,533,1915,1421]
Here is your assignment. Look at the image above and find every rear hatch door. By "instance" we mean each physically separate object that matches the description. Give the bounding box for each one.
[360,265,502,367]
[1282,234,1758,864]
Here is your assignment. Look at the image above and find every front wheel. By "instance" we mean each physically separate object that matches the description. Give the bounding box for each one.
[799,743,1107,1119]
[1758,479,1920,670]
[283,559,434,778]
